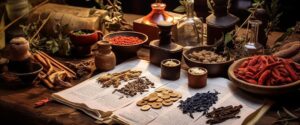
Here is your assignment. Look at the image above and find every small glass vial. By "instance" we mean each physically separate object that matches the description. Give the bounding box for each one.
[244,19,264,56]
[175,0,204,48]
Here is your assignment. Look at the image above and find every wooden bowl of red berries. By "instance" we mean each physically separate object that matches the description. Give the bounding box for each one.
[228,55,300,95]
[103,31,148,56]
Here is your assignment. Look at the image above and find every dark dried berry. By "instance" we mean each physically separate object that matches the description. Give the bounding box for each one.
[178,90,219,119]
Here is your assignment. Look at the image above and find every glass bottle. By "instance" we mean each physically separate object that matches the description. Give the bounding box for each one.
[175,0,204,48]
[141,3,174,26]
[244,19,263,56]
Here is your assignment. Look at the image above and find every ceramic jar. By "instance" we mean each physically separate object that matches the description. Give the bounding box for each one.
[6,37,32,73]
[161,59,181,80]
[69,29,103,56]
[94,41,116,71]
[187,67,207,88]
[7,37,31,61]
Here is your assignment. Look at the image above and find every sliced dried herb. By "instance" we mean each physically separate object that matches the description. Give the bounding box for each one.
[178,90,219,119]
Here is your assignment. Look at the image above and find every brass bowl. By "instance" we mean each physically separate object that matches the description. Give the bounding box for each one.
[103,31,148,55]
[228,57,300,95]
[183,46,234,77]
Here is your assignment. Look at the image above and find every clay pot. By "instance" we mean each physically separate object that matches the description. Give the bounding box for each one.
[94,41,116,71]
[69,29,103,56]
[187,67,207,88]
[161,59,181,80]
[70,29,102,46]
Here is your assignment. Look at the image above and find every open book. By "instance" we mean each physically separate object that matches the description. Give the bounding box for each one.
[52,59,265,124]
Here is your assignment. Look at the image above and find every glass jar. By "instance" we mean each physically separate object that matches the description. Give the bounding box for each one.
[244,19,264,56]
[141,3,174,26]
[175,0,204,48]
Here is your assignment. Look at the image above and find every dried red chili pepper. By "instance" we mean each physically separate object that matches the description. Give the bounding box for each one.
[240,60,249,68]
[245,79,257,84]
[283,61,298,81]
[248,56,259,66]
[235,55,300,86]
[34,98,50,108]
[258,70,271,85]
[253,62,280,79]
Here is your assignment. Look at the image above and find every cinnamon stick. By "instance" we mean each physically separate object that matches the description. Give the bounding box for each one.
[37,51,76,77]
[39,71,54,89]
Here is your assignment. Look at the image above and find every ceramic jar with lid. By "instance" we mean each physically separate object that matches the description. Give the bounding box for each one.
[94,41,116,71]
[7,37,31,61]
[6,37,33,72]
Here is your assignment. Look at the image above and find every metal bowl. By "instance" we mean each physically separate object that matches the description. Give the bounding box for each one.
[183,46,234,77]
[228,57,300,95]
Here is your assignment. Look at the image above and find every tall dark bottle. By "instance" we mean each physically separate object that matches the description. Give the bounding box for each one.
[206,0,239,45]
[150,21,183,66]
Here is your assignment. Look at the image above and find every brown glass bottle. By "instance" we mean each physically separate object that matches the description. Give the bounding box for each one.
[150,21,183,66]
[206,0,239,45]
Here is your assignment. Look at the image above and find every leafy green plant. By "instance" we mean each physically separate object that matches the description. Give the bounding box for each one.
[98,0,132,32]
[45,23,71,56]
[20,17,72,56]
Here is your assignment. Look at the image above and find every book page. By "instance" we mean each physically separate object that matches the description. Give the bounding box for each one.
[52,59,178,118]
[114,77,265,125]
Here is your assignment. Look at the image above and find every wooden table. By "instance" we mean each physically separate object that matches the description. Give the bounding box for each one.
[0,14,299,125]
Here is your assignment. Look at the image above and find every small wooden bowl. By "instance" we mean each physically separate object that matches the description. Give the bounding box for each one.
[228,57,300,95]
[103,31,148,55]
[161,59,181,80]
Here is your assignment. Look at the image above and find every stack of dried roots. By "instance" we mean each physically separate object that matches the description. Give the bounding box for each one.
[32,51,76,90]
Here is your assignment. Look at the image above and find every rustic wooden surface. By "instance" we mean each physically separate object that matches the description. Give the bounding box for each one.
[0,13,299,125]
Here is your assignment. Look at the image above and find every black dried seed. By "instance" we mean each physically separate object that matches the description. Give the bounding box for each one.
[178,90,219,119]
[206,105,243,124]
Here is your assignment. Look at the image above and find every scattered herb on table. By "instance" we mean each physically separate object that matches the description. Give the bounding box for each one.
[206,105,243,124]
[178,90,219,119]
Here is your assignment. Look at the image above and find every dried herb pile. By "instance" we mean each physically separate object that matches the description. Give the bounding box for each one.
[97,70,142,88]
[114,77,155,97]
[178,91,219,118]
[206,105,243,124]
